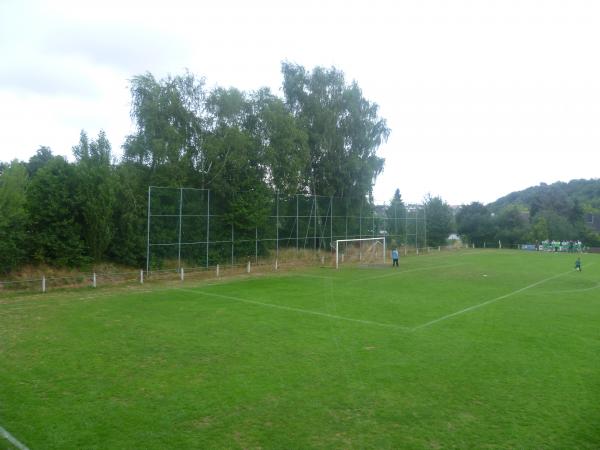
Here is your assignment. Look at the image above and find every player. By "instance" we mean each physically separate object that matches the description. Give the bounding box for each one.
[575,257,581,272]
[391,247,399,267]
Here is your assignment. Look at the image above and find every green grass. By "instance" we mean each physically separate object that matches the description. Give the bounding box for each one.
[1,250,600,449]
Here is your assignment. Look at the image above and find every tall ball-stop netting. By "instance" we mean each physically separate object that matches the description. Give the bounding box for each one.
[146,187,427,272]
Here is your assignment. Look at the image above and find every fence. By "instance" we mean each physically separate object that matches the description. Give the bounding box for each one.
[146,187,428,272]
[1,244,469,296]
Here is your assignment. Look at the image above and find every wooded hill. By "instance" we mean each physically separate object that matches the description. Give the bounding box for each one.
[454,179,600,248]
[488,179,600,214]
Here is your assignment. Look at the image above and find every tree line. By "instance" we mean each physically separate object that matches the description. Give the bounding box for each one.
[386,182,600,250]
[455,184,600,247]
[2,63,597,274]
[0,64,393,274]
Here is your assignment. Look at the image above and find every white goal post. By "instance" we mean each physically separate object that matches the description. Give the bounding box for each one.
[335,237,387,269]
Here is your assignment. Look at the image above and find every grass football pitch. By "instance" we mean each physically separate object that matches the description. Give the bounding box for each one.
[1,249,600,449]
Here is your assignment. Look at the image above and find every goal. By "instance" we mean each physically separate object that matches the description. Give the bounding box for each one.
[335,237,386,269]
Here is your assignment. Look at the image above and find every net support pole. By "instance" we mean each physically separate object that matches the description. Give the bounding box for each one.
[92,272,96,288]
[276,191,279,261]
[42,275,46,293]
[178,187,183,272]
[146,186,151,274]
[314,195,317,253]
[140,270,144,284]
[180,267,184,281]
[424,206,427,250]
[359,204,362,261]
[336,240,339,269]
[216,264,220,278]
[416,211,419,255]
[206,190,210,268]
[330,196,333,252]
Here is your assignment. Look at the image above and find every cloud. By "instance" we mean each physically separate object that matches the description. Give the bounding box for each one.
[0,0,191,98]
[43,22,191,75]
[0,54,104,98]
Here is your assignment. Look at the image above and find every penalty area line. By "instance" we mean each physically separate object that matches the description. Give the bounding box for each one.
[0,425,30,450]
[352,263,465,283]
[411,268,579,331]
[178,288,410,331]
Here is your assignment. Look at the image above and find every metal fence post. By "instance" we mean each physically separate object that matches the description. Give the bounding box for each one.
[206,189,210,268]
[146,186,151,274]
[178,187,183,272]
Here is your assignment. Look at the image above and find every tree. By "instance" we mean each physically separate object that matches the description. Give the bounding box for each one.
[252,88,309,194]
[73,130,116,262]
[107,162,147,266]
[0,161,28,273]
[494,206,529,245]
[424,195,454,247]
[385,189,406,244]
[26,157,86,266]
[27,146,53,177]
[456,202,495,246]
[123,71,206,187]
[531,210,577,241]
[281,62,389,199]
[528,184,585,241]
[530,214,550,242]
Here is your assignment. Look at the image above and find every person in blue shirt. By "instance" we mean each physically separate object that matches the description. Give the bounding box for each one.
[391,248,399,267]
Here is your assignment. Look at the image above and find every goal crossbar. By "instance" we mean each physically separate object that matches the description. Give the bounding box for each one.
[335,237,386,269]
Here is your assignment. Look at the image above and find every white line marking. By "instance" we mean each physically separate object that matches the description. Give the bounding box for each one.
[293,273,336,280]
[0,426,30,450]
[455,251,487,257]
[178,288,410,331]
[529,282,600,295]
[411,268,579,331]
[352,263,465,282]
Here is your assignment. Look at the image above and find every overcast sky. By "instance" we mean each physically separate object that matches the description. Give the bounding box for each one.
[1,0,599,205]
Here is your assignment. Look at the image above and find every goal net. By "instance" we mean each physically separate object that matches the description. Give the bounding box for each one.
[335,237,386,269]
